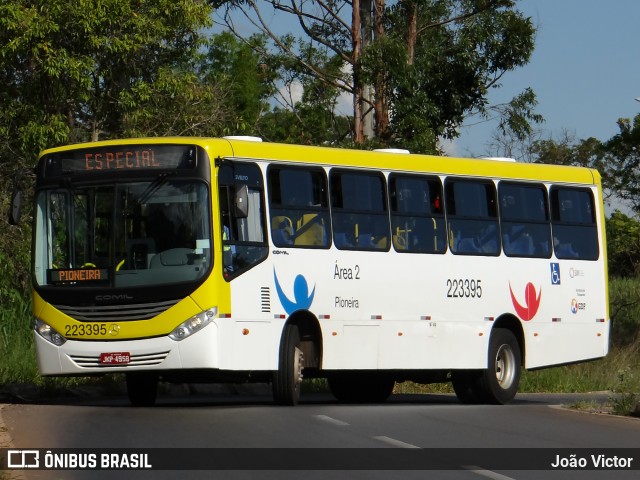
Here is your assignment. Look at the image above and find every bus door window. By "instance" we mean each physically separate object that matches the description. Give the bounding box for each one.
[218,161,268,278]
[389,174,446,253]
[330,170,390,251]
[499,182,551,258]
[445,179,499,255]
[550,187,599,260]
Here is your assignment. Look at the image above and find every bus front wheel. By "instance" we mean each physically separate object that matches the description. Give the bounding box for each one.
[273,324,304,406]
[126,372,159,407]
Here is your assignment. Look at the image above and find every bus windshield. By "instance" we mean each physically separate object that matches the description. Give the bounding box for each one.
[34,179,212,288]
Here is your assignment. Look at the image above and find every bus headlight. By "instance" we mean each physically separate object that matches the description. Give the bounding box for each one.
[35,319,67,346]
[169,307,217,341]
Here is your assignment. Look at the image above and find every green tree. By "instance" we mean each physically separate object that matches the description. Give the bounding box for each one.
[257,38,353,144]
[203,32,276,135]
[0,0,215,167]
[602,115,640,214]
[606,211,640,278]
[0,0,216,301]
[214,0,540,152]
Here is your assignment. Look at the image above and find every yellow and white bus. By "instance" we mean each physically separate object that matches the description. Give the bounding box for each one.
[27,137,609,405]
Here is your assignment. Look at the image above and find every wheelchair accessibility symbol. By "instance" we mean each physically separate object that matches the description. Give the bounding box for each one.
[550,263,561,285]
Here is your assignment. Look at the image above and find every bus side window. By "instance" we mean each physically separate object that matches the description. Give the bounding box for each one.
[499,182,551,258]
[550,187,599,260]
[330,170,390,251]
[445,179,499,256]
[389,174,446,254]
[267,166,330,248]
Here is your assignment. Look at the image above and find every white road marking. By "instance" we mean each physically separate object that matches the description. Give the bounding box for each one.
[313,414,350,426]
[463,465,517,480]
[372,435,420,449]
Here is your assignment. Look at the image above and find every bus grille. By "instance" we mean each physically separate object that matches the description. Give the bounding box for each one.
[54,299,180,322]
[69,351,170,368]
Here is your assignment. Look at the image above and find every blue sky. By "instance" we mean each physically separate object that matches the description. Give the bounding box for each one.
[453,0,640,157]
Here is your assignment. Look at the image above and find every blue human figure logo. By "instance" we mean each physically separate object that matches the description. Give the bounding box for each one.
[274,269,315,315]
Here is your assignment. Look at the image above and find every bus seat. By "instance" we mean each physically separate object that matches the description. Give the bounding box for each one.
[392,234,407,250]
[334,232,352,249]
[271,215,294,246]
[294,213,326,246]
[374,236,389,249]
[556,242,579,258]
[127,238,156,269]
[505,234,534,256]
[457,237,481,254]
[357,233,373,247]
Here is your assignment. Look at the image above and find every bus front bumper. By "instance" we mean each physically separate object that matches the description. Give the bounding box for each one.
[34,322,221,376]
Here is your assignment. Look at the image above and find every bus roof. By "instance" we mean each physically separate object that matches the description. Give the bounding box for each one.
[39,136,599,186]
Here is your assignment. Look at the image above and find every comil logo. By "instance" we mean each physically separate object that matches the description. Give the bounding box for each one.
[509,282,542,321]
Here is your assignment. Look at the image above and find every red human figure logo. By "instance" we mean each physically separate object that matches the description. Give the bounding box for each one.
[509,282,541,321]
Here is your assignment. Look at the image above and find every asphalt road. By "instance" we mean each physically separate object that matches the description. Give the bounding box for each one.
[1,389,639,480]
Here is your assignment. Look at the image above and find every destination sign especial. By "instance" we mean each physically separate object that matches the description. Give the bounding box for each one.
[43,145,197,176]
[84,149,160,171]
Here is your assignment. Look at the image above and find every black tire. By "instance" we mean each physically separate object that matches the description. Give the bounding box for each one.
[126,372,159,407]
[477,328,521,404]
[451,370,483,404]
[328,372,395,403]
[273,324,304,405]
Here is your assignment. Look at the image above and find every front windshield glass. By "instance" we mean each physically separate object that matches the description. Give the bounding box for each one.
[34,180,211,288]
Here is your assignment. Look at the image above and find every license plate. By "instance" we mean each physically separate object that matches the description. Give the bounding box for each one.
[100,352,131,365]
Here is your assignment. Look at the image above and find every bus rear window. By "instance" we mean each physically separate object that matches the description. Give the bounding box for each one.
[550,187,599,260]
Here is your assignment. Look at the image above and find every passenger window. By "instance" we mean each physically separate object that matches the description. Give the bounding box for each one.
[330,170,390,251]
[550,187,599,260]
[389,174,446,253]
[445,179,499,256]
[499,182,552,258]
[268,167,330,248]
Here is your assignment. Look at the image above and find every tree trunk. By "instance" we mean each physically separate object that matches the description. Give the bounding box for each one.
[373,0,389,141]
[352,0,364,143]
[407,2,418,66]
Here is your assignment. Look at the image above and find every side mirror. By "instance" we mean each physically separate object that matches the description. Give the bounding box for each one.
[234,185,249,218]
[8,189,22,225]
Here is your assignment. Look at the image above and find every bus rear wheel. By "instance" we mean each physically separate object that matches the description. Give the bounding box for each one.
[328,372,395,403]
[126,372,159,407]
[273,324,304,406]
[479,328,521,404]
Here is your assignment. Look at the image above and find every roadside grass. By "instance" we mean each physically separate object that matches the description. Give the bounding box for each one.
[520,342,640,394]
[0,296,38,385]
[1,277,639,415]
